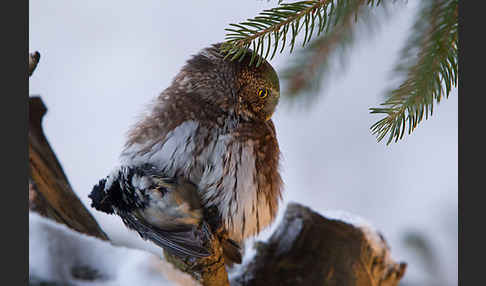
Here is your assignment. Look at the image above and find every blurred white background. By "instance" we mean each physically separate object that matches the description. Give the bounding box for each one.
[29,1,457,285]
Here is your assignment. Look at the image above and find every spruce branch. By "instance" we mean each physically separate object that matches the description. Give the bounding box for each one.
[281,0,384,101]
[370,0,458,145]
[221,0,383,67]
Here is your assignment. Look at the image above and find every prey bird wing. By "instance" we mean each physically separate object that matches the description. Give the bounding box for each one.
[119,209,211,258]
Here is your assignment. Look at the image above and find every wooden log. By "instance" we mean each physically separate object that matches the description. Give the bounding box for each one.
[231,203,407,286]
[29,51,40,77]
[28,51,108,240]
[29,95,108,241]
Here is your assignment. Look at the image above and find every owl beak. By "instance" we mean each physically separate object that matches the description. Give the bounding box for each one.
[264,89,280,121]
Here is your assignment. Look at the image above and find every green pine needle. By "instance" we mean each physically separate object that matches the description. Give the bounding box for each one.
[370,0,458,145]
[221,0,381,66]
[221,0,458,146]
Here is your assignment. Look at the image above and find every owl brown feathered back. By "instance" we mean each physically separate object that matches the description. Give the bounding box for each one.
[90,43,283,264]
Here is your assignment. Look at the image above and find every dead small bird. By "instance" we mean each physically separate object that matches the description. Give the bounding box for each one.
[90,164,212,258]
[89,43,283,265]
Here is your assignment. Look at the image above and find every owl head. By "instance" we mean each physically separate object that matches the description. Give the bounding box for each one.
[178,43,280,122]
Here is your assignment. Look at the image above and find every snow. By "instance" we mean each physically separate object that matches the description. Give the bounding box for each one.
[319,209,389,252]
[273,216,304,257]
[29,212,199,286]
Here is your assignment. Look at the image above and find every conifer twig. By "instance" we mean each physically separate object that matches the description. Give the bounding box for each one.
[369,0,458,144]
[221,0,383,67]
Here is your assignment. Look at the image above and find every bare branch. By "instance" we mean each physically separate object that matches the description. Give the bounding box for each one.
[29,51,41,77]
[29,96,109,241]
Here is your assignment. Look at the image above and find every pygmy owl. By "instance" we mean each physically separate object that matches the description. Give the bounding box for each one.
[89,43,283,264]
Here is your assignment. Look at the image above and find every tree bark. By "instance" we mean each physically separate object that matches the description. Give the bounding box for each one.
[29,95,109,240]
[231,203,407,286]
[28,52,108,240]
[29,51,40,77]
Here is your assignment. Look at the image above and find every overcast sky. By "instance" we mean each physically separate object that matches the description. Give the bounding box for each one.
[29,1,457,285]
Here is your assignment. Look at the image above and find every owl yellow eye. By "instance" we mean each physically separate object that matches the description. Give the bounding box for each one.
[258,88,269,98]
